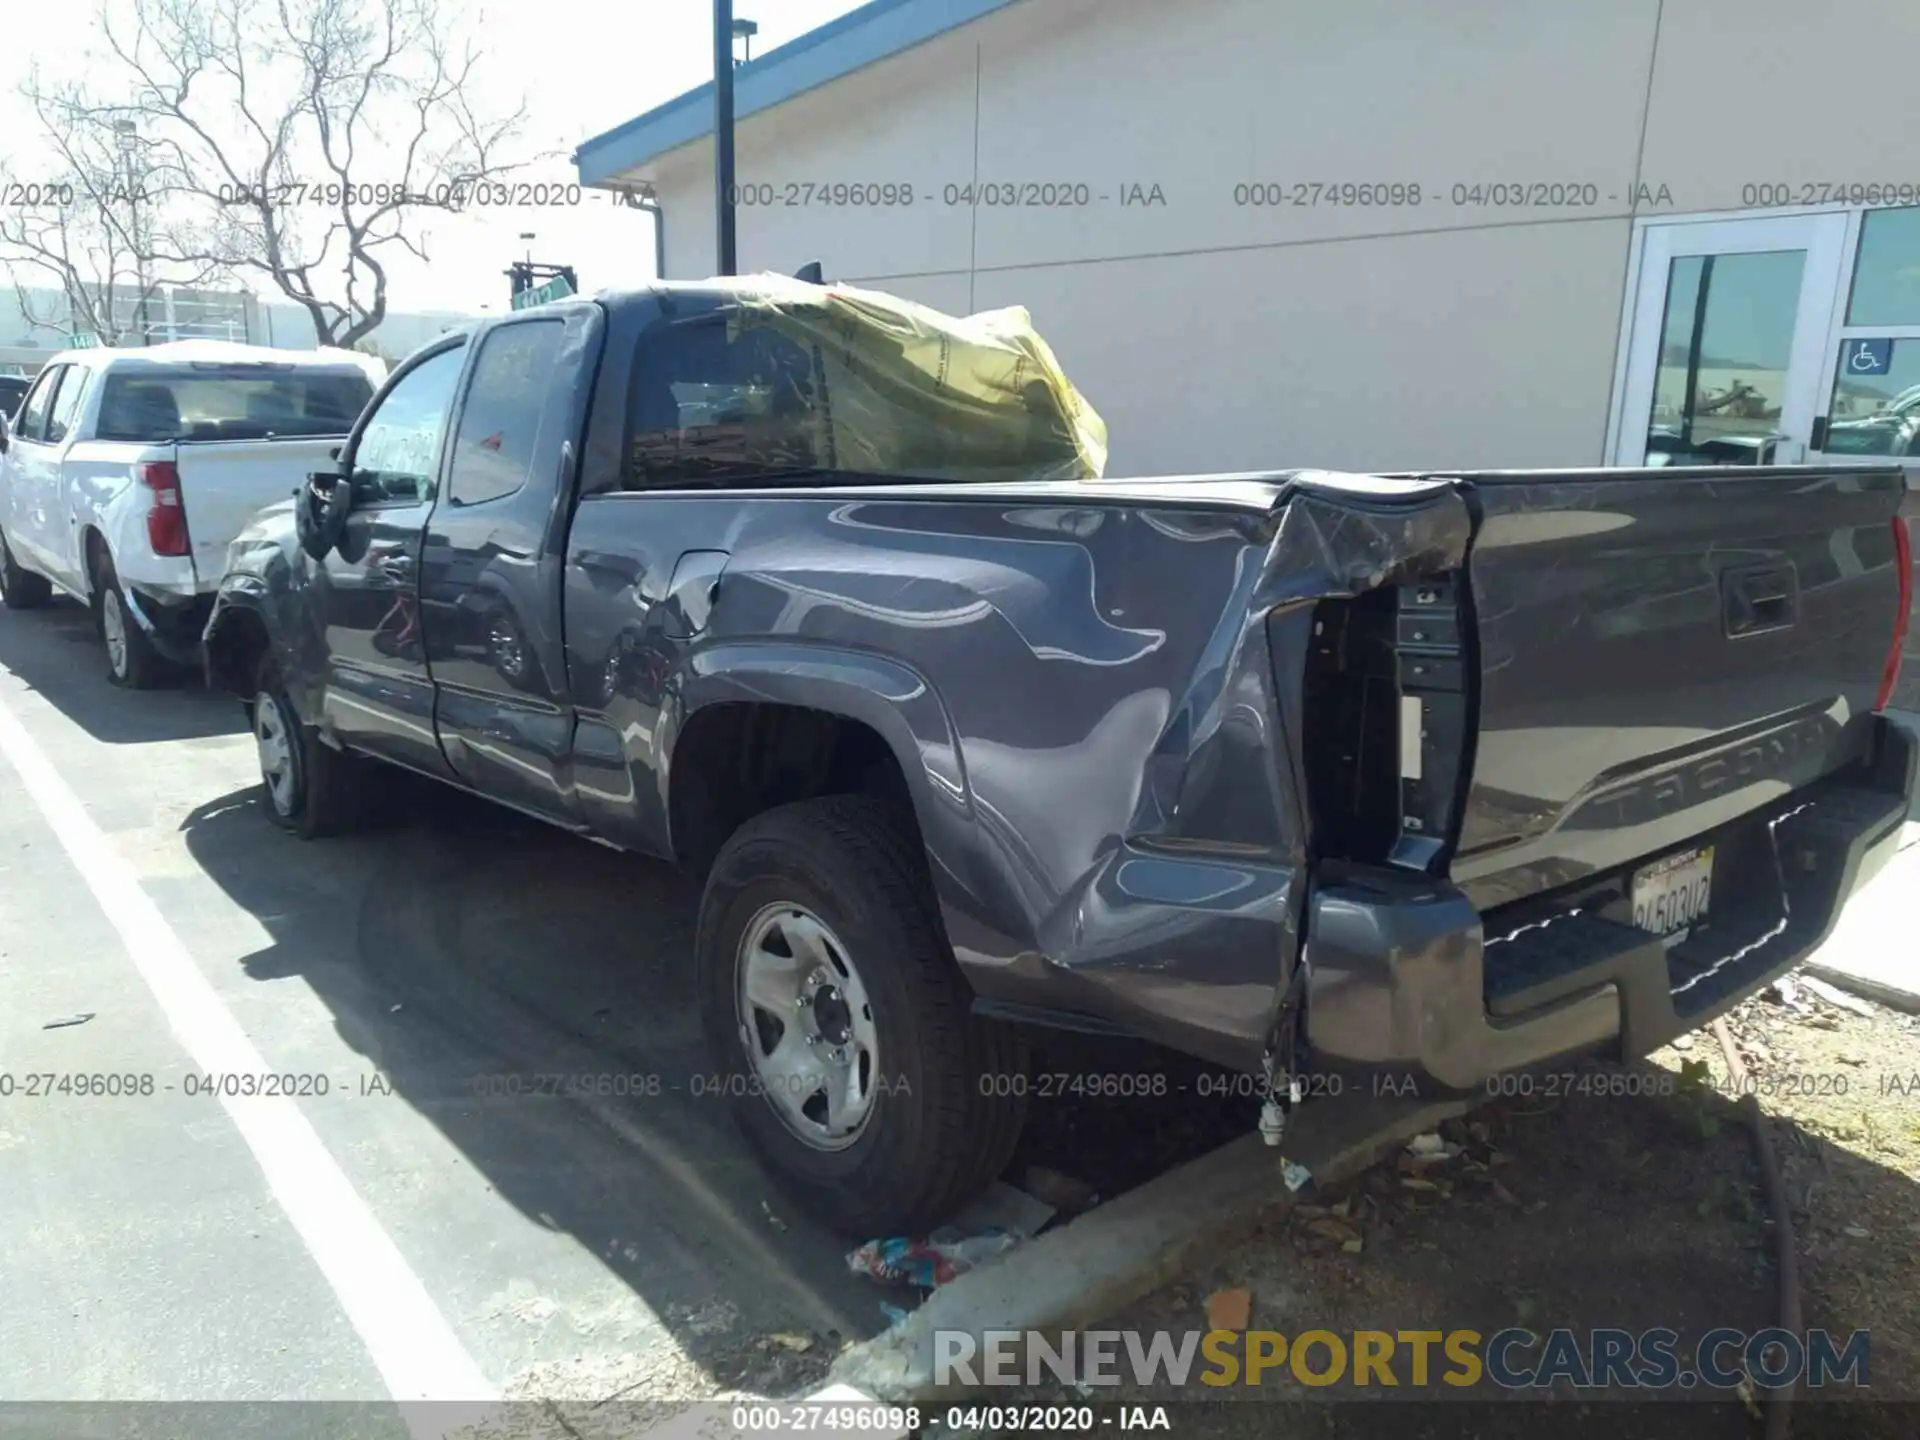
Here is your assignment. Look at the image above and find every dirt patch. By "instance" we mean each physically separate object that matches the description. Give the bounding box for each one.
[1656,983,1920,1424]
[974,989,1919,1438]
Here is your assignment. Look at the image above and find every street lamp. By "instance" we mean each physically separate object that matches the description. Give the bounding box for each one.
[112,119,152,346]
[732,17,758,64]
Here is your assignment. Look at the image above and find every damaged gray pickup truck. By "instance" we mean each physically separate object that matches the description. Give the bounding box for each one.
[204,277,1917,1235]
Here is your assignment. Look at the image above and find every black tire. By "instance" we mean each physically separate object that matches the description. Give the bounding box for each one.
[252,658,372,839]
[90,550,168,689]
[696,794,1028,1236]
[0,531,52,610]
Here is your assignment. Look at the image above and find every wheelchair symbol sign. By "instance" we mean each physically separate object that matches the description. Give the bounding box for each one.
[1845,338,1893,375]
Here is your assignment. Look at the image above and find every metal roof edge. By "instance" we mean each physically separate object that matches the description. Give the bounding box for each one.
[574,0,1018,185]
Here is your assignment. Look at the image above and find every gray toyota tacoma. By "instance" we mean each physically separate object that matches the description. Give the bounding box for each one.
[205,281,1917,1235]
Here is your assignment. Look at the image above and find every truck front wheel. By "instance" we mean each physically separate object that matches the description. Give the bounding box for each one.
[696,795,1028,1236]
[0,533,51,610]
[253,660,371,839]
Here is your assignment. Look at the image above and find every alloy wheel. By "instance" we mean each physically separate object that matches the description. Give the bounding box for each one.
[100,588,128,678]
[254,692,298,816]
[736,903,881,1151]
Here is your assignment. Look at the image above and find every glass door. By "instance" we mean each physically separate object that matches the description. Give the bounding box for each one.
[1810,206,1920,467]
[1612,213,1849,466]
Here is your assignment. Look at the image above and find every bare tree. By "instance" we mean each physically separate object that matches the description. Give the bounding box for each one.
[0,72,213,345]
[65,0,535,349]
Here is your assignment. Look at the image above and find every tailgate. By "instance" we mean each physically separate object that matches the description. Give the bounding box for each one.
[1449,465,1908,908]
[175,439,340,586]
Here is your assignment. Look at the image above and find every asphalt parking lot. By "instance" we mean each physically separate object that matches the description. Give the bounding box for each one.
[10,591,1916,1440]
[0,597,890,1414]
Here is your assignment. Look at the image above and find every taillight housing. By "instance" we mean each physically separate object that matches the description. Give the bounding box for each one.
[136,461,191,558]
[1874,513,1911,712]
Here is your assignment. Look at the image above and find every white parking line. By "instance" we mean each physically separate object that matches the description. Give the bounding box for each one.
[0,694,497,1410]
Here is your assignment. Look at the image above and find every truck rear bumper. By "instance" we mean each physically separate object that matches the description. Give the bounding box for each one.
[1304,715,1915,1094]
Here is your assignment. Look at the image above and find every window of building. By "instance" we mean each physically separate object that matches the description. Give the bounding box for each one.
[1846,206,1920,327]
[1646,251,1801,463]
[1824,206,1920,457]
[447,320,566,506]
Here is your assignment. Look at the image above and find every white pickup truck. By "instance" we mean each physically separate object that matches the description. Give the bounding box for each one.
[0,341,381,687]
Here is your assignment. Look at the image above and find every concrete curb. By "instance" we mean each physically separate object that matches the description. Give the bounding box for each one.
[828,1093,1471,1405]
[1801,961,1920,1015]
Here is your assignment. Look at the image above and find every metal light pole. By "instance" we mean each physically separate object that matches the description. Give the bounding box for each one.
[713,0,737,275]
[112,119,152,346]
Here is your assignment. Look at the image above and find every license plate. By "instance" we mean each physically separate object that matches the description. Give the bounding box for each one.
[1632,845,1713,942]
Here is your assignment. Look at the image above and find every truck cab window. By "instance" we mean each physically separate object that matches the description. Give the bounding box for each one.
[14,366,62,443]
[43,368,90,445]
[94,369,371,444]
[448,320,565,506]
[349,346,465,505]
[621,299,1096,490]
[624,315,825,490]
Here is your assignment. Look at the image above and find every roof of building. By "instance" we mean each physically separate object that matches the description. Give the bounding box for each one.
[573,0,1018,186]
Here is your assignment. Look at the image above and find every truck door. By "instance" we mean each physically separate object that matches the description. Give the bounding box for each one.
[317,342,466,776]
[417,309,595,821]
[3,365,69,579]
[36,363,93,591]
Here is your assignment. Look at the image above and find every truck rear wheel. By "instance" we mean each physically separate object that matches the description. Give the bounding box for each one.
[253,660,371,839]
[0,533,51,610]
[91,551,167,689]
[696,794,1028,1236]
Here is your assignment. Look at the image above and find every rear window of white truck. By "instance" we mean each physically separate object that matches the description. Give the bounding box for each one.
[95,365,374,444]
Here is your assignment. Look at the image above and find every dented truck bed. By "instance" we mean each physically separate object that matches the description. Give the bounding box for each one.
[551,461,1914,1093]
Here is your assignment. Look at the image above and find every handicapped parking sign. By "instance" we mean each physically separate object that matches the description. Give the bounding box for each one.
[1844,338,1894,375]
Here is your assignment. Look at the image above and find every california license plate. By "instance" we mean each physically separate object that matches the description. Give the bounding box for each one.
[1632,846,1713,942]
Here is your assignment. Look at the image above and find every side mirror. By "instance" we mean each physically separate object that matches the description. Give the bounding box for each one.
[295,469,354,561]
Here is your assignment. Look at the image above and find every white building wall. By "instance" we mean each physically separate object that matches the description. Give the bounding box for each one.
[629,0,1920,476]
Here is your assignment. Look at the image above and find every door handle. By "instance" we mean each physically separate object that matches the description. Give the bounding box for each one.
[376,553,415,583]
[1722,562,1797,637]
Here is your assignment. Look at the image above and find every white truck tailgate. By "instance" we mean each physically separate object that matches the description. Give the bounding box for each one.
[175,439,340,587]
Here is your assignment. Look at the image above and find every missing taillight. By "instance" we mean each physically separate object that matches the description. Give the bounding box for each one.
[1294,570,1476,872]
[137,460,191,559]
[1299,588,1401,865]
[1874,513,1911,712]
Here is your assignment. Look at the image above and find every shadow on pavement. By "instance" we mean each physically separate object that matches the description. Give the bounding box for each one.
[172,769,1263,1401]
[0,597,244,744]
[179,776,881,1400]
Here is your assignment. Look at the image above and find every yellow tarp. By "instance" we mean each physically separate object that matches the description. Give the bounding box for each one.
[724,273,1108,483]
